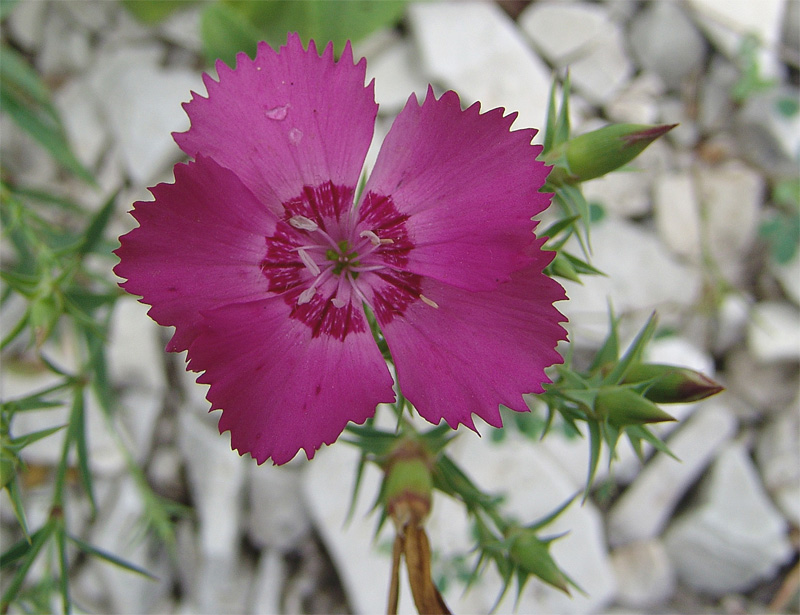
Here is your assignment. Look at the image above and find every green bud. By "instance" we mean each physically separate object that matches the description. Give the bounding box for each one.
[595,387,676,426]
[563,123,677,182]
[28,292,62,348]
[623,363,724,404]
[382,440,433,528]
[0,448,18,490]
[507,527,570,594]
[550,253,582,283]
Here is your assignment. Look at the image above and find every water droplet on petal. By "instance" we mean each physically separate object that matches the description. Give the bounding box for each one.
[288,127,303,145]
[265,104,289,120]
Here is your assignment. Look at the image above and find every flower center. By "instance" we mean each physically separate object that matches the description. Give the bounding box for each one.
[327,240,361,276]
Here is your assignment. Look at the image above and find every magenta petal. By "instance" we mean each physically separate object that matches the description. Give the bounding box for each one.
[362,87,552,292]
[114,156,278,352]
[175,34,377,215]
[380,241,567,430]
[186,298,395,464]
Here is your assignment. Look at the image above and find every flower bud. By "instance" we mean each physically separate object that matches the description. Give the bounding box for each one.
[595,386,675,426]
[382,440,433,530]
[563,123,677,182]
[623,363,724,404]
[507,527,570,594]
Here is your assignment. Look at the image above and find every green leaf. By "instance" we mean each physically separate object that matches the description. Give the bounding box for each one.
[4,475,30,539]
[55,525,71,615]
[67,534,159,580]
[0,52,95,183]
[78,191,118,257]
[224,0,408,52]
[0,525,52,570]
[603,312,658,386]
[200,1,263,67]
[0,520,54,609]
[7,424,66,452]
[120,0,196,24]
[69,389,96,514]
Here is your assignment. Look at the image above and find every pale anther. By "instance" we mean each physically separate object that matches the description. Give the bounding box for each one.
[359,230,381,246]
[331,297,346,308]
[289,215,318,231]
[297,248,320,276]
[297,287,316,305]
[420,294,439,309]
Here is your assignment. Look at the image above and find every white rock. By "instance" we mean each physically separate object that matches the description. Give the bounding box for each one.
[60,0,116,32]
[559,218,703,345]
[107,297,166,394]
[177,410,247,613]
[654,171,702,261]
[687,0,785,69]
[771,251,800,306]
[249,549,286,614]
[610,539,676,609]
[658,97,700,149]
[713,292,751,354]
[366,36,429,116]
[37,6,92,76]
[604,73,664,125]
[629,1,707,91]
[582,167,652,219]
[696,160,765,282]
[724,347,799,414]
[87,477,173,614]
[697,56,739,132]
[157,4,204,53]
[756,402,800,525]
[408,2,552,131]
[735,86,800,175]
[520,2,608,64]
[88,46,201,185]
[608,402,738,546]
[246,463,311,552]
[747,301,800,362]
[55,76,110,170]
[4,0,47,51]
[664,442,793,594]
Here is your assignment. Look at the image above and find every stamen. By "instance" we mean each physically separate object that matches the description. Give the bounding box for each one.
[297,248,320,276]
[297,287,316,305]
[420,294,439,309]
[359,230,381,246]
[359,229,394,246]
[289,215,318,231]
[331,297,346,308]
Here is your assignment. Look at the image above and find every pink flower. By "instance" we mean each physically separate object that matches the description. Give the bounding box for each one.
[114,34,567,465]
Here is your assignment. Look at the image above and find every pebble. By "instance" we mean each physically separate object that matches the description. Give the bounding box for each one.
[559,218,703,345]
[55,76,110,170]
[756,402,800,525]
[365,35,429,116]
[604,73,664,125]
[724,347,800,415]
[607,402,738,547]
[84,477,173,614]
[177,411,247,613]
[629,1,707,91]
[747,301,800,362]
[654,171,702,261]
[87,46,200,185]
[37,6,93,76]
[696,160,765,283]
[408,1,552,131]
[771,251,800,306]
[663,442,793,594]
[519,2,609,64]
[245,463,311,552]
[610,539,676,609]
